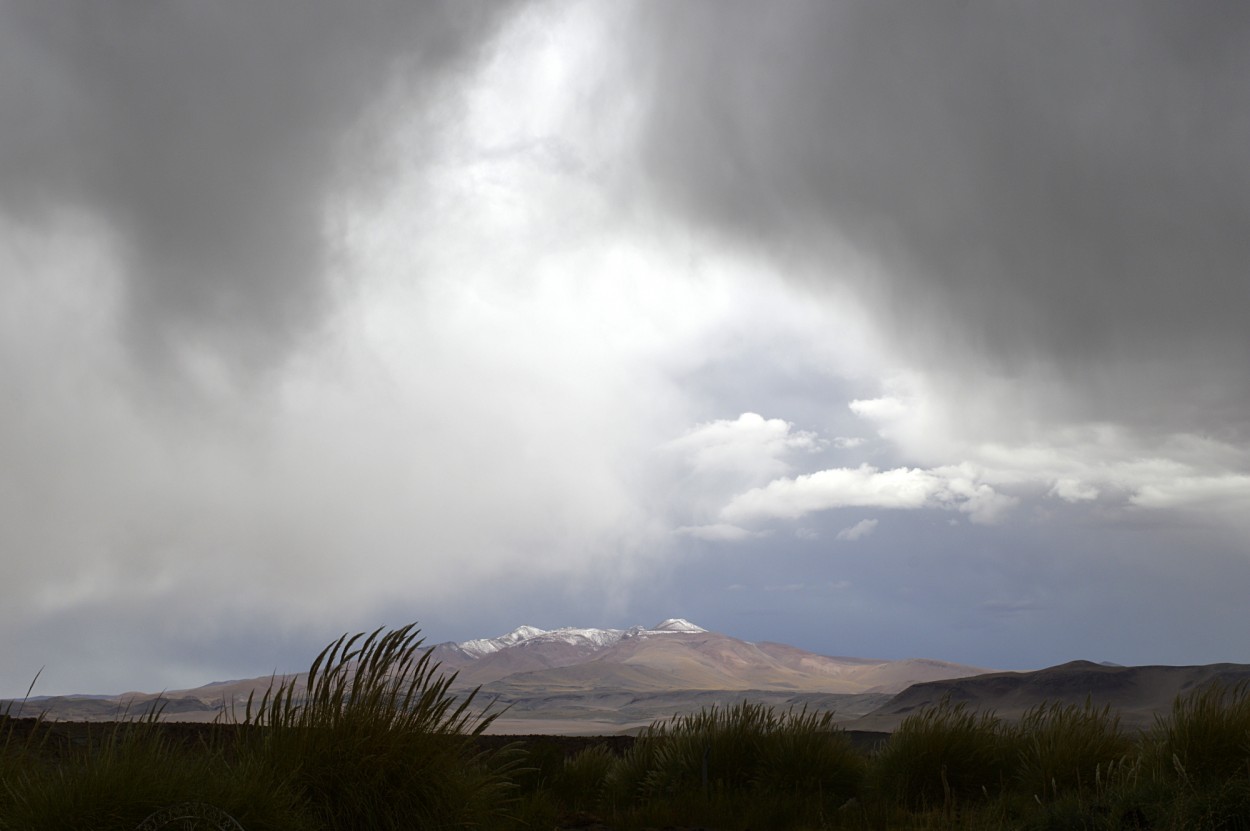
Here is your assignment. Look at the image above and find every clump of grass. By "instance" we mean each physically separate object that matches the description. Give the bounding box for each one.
[15,638,1250,831]
[1165,777,1250,831]
[241,623,512,830]
[634,701,861,803]
[550,744,617,811]
[601,733,659,809]
[643,701,777,797]
[0,671,50,790]
[752,707,866,800]
[1015,698,1133,801]
[0,715,307,831]
[870,697,1015,811]
[593,700,862,831]
[1149,681,1250,785]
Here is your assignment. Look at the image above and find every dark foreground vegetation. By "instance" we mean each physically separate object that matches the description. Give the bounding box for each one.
[4,625,1250,830]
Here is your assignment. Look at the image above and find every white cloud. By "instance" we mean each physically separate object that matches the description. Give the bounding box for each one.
[833,437,867,449]
[970,434,1250,525]
[836,518,878,541]
[723,466,904,518]
[721,463,1016,525]
[1050,478,1100,503]
[1129,475,1250,512]
[848,396,909,422]
[935,466,1021,525]
[724,465,938,521]
[675,524,764,542]
[844,379,1250,530]
[668,412,821,478]
[664,412,833,535]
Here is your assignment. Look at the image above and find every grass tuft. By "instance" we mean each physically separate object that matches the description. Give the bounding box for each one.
[0,719,307,831]
[12,636,1250,830]
[593,700,863,830]
[870,696,1015,811]
[239,622,511,830]
[1015,698,1133,801]
[1149,680,1250,785]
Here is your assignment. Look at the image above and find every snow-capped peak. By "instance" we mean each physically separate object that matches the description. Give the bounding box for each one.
[652,618,707,633]
[458,625,550,656]
[505,625,548,642]
[455,619,707,657]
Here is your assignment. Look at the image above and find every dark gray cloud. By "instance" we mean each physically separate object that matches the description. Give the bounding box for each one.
[627,1,1250,440]
[0,0,515,376]
[5,1,1250,697]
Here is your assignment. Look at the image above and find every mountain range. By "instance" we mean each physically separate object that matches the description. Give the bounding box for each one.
[430,619,988,695]
[4,619,988,727]
[16,620,1243,736]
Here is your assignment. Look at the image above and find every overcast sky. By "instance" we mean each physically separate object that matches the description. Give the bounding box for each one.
[3,1,1249,697]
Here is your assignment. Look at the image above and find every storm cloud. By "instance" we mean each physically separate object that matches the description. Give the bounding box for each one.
[2,2,1249,697]
[0,0,515,376]
[627,0,1250,441]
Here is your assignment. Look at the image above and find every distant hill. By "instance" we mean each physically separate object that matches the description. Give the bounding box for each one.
[851,660,1250,731]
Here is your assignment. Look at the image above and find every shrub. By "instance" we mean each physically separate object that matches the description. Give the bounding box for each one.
[1166,777,1250,831]
[753,707,865,802]
[601,701,862,816]
[241,623,512,830]
[1150,681,1250,785]
[601,734,659,809]
[550,744,617,811]
[643,702,777,798]
[870,697,1015,810]
[1015,699,1133,800]
[0,719,307,831]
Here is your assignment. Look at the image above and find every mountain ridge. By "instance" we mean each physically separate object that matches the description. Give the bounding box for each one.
[5,619,990,726]
[430,619,989,695]
[850,659,1250,731]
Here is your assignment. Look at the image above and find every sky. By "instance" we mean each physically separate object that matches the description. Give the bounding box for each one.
[2,1,1249,697]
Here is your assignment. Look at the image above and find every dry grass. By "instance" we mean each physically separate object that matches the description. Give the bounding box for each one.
[7,637,1250,830]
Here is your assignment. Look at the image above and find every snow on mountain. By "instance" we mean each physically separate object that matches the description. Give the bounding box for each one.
[652,618,707,633]
[453,619,707,659]
[429,618,992,696]
[457,625,550,656]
